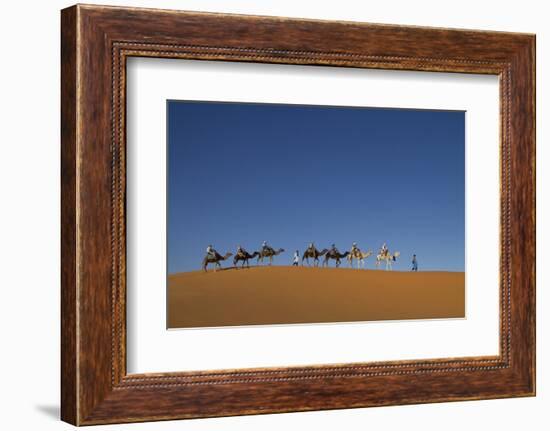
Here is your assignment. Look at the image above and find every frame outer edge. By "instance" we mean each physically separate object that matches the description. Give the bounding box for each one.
[531,34,536,396]
[61,5,79,426]
[507,35,536,396]
[526,35,536,396]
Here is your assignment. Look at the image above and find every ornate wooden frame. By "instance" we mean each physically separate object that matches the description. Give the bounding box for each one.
[61,4,535,425]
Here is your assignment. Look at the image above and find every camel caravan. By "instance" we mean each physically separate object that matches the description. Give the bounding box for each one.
[301,242,399,270]
[203,241,285,271]
[202,241,400,272]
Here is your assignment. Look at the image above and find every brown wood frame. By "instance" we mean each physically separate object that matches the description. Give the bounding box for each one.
[61,4,535,426]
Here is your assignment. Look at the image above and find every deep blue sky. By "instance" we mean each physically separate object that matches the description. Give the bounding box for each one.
[167,101,465,273]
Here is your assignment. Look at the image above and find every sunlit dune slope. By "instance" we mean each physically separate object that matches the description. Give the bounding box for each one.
[168,266,465,328]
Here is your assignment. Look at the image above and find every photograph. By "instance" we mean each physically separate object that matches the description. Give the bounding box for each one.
[167,100,466,329]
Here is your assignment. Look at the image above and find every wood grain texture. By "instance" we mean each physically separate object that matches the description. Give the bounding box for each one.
[60,6,78,425]
[60,4,535,425]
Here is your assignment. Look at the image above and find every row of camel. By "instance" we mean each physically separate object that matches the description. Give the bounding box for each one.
[202,247,285,271]
[302,246,400,270]
[202,246,400,271]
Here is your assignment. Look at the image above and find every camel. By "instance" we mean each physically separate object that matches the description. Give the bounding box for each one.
[202,252,233,272]
[233,251,260,268]
[322,250,350,268]
[375,251,400,271]
[302,247,328,267]
[347,250,373,269]
[257,247,285,265]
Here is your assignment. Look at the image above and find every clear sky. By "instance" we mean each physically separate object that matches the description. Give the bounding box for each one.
[167,100,465,273]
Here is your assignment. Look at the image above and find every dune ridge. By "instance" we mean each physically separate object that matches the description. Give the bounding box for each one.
[168,266,465,329]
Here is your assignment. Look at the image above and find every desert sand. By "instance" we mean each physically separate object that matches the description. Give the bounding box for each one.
[168,266,465,329]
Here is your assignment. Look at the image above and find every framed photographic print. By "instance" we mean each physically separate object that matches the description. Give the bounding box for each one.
[61,4,535,425]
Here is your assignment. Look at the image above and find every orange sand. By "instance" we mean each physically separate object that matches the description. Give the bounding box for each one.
[168,266,465,328]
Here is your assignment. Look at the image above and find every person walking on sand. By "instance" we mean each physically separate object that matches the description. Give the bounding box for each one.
[293,250,299,266]
[412,254,418,271]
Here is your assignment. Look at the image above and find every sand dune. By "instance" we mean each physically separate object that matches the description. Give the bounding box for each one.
[168,266,465,329]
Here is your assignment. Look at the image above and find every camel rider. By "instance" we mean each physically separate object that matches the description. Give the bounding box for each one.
[351,242,359,256]
[381,243,388,257]
[307,242,315,253]
[236,245,247,258]
[206,244,217,259]
[262,241,272,254]
[330,243,339,255]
